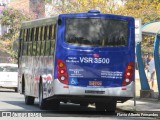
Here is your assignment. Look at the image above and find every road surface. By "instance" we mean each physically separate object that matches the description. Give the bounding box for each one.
[0,88,154,120]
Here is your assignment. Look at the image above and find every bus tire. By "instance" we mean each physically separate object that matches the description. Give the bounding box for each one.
[105,101,117,113]
[22,74,25,94]
[95,102,105,111]
[39,83,47,110]
[25,95,35,105]
[80,103,89,107]
[14,88,18,92]
[48,100,60,110]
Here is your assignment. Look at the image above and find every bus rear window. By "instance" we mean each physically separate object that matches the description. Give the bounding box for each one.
[65,18,128,47]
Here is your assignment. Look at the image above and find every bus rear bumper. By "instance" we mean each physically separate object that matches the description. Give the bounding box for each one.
[48,80,135,103]
[68,82,135,97]
[53,79,134,98]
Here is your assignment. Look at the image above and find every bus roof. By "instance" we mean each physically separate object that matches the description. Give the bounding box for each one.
[21,16,58,29]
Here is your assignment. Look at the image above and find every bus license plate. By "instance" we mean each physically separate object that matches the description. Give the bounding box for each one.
[89,81,102,86]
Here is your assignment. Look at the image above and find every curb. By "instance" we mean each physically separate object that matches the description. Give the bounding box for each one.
[117,107,160,119]
[136,98,160,103]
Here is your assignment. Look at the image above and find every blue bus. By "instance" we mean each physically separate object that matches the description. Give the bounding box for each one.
[18,10,135,112]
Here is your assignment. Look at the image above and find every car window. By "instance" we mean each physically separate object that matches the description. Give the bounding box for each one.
[0,67,4,72]
[0,66,18,72]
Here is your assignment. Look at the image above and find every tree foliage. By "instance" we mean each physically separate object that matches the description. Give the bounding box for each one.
[52,0,120,14]
[116,0,160,53]
[0,8,32,63]
[116,0,160,24]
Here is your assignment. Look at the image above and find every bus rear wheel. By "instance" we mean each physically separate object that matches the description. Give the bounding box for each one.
[39,83,47,110]
[25,95,35,105]
[47,100,60,110]
[95,102,106,111]
[105,101,117,113]
[14,88,18,92]
[95,101,117,112]
[80,103,89,107]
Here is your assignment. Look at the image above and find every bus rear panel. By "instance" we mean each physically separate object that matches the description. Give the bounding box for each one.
[53,11,135,103]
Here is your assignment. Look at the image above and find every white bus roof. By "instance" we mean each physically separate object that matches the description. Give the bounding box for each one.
[21,16,58,29]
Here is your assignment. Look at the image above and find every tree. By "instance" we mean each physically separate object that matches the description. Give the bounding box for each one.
[48,0,121,15]
[48,0,160,23]
[116,0,160,24]
[115,0,160,53]
[0,8,32,63]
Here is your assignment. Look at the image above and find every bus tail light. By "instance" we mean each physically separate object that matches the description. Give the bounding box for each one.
[122,62,134,86]
[57,59,68,84]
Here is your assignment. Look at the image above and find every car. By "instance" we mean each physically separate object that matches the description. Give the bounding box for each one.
[0,63,18,92]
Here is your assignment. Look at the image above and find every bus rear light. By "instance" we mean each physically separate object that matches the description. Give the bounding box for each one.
[122,88,126,90]
[128,66,132,70]
[60,69,65,74]
[60,76,65,81]
[57,59,68,84]
[58,59,65,68]
[59,62,64,68]
[122,62,134,86]
[125,79,130,83]
[126,72,131,76]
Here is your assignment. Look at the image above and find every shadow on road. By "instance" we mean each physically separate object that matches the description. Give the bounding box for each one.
[1,100,117,116]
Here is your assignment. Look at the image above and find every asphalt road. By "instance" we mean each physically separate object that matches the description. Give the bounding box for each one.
[0,88,154,120]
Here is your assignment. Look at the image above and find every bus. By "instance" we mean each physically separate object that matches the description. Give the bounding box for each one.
[18,10,135,112]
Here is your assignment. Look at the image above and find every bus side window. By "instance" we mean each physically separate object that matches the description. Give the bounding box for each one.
[41,26,45,56]
[38,27,43,55]
[35,27,39,41]
[22,29,27,56]
[53,24,57,39]
[36,27,39,56]
[33,27,39,56]
[50,40,55,55]
[40,27,44,41]
[26,28,31,56]
[19,29,23,57]
[26,29,30,41]
[23,42,27,56]
[44,26,49,55]
[46,41,50,55]
[37,41,41,56]
[49,25,53,40]
[41,41,45,56]
[28,42,32,56]
[50,24,56,55]
[44,26,48,41]
[33,41,37,56]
